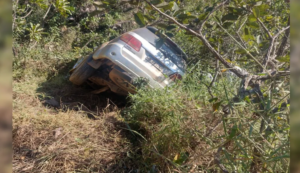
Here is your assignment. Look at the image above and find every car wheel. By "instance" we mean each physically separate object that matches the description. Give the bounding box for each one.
[69,53,96,85]
[109,69,136,94]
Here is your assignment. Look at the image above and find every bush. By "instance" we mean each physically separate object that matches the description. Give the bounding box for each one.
[124,69,289,172]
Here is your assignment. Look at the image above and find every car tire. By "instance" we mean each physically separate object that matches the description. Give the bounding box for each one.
[69,53,96,85]
[109,68,136,94]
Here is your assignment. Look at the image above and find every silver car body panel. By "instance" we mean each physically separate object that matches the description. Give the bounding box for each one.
[92,27,186,89]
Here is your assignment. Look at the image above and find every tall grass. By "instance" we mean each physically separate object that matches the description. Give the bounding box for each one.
[124,66,290,172]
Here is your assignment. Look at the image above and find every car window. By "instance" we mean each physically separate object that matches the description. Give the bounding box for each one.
[159,42,187,72]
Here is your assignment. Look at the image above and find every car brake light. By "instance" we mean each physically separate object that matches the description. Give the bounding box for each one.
[120,34,142,52]
[169,73,182,81]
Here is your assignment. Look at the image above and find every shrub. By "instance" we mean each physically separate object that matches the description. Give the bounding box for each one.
[124,69,289,172]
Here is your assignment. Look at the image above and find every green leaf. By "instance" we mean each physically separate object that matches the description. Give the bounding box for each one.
[144,15,156,22]
[265,15,273,22]
[157,23,169,29]
[222,21,233,28]
[134,12,146,26]
[212,101,222,112]
[227,7,244,15]
[247,21,259,29]
[198,12,209,20]
[173,9,185,17]
[242,27,254,41]
[244,96,251,103]
[158,1,178,11]
[209,98,218,103]
[151,0,164,5]
[277,55,290,63]
[253,4,269,18]
[205,22,214,28]
[166,32,174,37]
[229,124,238,139]
[166,25,177,30]
[235,48,247,54]
[221,13,239,22]
[204,6,214,12]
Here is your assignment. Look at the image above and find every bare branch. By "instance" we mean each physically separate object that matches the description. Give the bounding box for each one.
[262,26,290,69]
[276,16,290,58]
[199,0,230,32]
[257,71,290,81]
[236,17,248,48]
[20,9,33,19]
[257,18,272,39]
[43,4,52,20]
[209,60,220,89]
[237,16,248,33]
[273,26,290,40]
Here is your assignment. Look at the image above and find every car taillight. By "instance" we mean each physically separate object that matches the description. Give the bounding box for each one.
[169,73,182,81]
[120,34,142,52]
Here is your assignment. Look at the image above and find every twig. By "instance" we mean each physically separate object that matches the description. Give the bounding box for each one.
[257,18,272,39]
[20,9,33,19]
[43,4,52,20]
[263,26,290,70]
[214,147,229,173]
[237,16,248,33]
[276,16,290,58]
[236,17,248,50]
[209,60,219,89]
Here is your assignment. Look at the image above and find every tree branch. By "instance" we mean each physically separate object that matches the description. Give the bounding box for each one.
[262,26,290,69]
[276,16,290,58]
[144,0,250,79]
[199,0,230,32]
[20,9,33,19]
[257,18,272,39]
[43,4,52,20]
[256,70,290,81]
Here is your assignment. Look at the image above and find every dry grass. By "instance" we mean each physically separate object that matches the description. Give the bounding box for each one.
[12,77,133,173]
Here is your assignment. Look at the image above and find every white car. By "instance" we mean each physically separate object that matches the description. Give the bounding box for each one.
[69,26,187,95]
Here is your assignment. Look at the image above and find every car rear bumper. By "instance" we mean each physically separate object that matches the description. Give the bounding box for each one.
[92,42,165,89]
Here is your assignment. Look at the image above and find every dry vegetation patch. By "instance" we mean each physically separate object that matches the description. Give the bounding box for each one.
[13,79,133,172]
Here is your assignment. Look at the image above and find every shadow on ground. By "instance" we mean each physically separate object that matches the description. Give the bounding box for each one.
[36,59,129,115]
[32,59,146,172]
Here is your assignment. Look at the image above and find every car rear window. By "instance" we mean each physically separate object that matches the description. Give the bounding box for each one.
[146,26,187,72]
